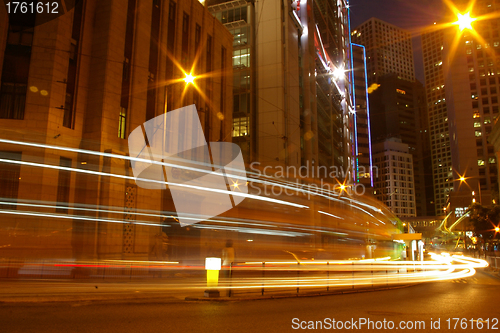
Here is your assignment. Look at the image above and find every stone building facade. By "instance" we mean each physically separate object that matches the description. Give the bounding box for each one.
[0,0,233,260]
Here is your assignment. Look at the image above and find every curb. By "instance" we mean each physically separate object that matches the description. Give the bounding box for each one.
[0,293,186,305]
[480,269,500,280]
[184,284,416,302]
[0,284,417,305]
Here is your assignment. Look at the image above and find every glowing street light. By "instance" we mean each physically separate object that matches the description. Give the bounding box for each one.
[459,176,466,182]
[454,12,476,31]
[333,66,344,80]
[184,73,196,85]
[495,227,500,233]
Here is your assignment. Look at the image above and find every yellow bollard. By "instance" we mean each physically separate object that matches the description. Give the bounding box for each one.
[204,257,221,297]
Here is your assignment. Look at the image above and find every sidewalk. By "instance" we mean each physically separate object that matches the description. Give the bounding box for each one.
[0,278,415,304]
[0,278,203,304]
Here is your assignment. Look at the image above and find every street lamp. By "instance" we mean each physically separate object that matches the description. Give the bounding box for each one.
[183,73,196,85]
[454,12,476,31]
[333,66,344,80]
[161,71,198,157]
[458,175,482,204]
[163,72,197,112]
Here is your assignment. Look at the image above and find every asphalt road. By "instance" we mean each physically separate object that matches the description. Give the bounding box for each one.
[1,271,499,333]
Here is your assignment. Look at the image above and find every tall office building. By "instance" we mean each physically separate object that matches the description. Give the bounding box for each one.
[0,0,233,259]
[352,18,415,85]
[353,18,433,215]
[373,138,416,217]
[423,0,500,214]
[352,44,373,186]
[368,75,432,216]
[207,0,356,181]
[422,28,454,215]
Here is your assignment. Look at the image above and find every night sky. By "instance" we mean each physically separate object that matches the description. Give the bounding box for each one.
[350,0,447,84]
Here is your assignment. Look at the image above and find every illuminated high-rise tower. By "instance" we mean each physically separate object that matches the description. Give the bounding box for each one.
[352,44,373,186]
[352,18,415,86]
[423,0,500,214]
[208,0,356,181]
[353,18,433,216]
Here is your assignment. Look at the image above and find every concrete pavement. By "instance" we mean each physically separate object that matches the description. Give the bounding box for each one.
[0,271,498,333]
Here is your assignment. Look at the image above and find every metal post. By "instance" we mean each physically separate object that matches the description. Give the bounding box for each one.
[296,262,300,294]
[40,259,45,279]
[228,262,232,297]
[327,261,329,291]
[6,258,11,278]
[352,262,354,289]
[261,262,265,296]
[371,263,373,288]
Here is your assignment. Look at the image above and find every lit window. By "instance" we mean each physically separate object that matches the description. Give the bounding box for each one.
[475,130,482,137]
[233,117,249,137]
[118,107,127,139]
[232,48,250,68]
[478,159,485,166]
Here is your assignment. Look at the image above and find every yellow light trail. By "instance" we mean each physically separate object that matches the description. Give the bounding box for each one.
[11,254,486,292]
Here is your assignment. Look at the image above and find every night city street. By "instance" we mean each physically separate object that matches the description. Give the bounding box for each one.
[2,0,500,332]
[1,271,499,332]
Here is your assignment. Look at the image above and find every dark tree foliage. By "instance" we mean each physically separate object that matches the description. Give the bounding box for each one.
[468,203,500,240]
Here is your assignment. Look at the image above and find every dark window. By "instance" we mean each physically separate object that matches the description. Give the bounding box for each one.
[0,151,22,210]
[0,83,27,119]
[181,13,189,68]
[241,6,248,22]
[119,0,136,137]
[206,35,213,73]
[56,157,72,213]
[146,0,162,120]
[166,1,176,112]
[195,24,201,53]
[63,1,85,128]
[0,23,34,119]
[194,24,201,76]
[220,46,226,141]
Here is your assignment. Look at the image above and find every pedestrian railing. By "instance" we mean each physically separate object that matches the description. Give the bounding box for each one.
[486,256,500,269]
[0,254,487,299]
